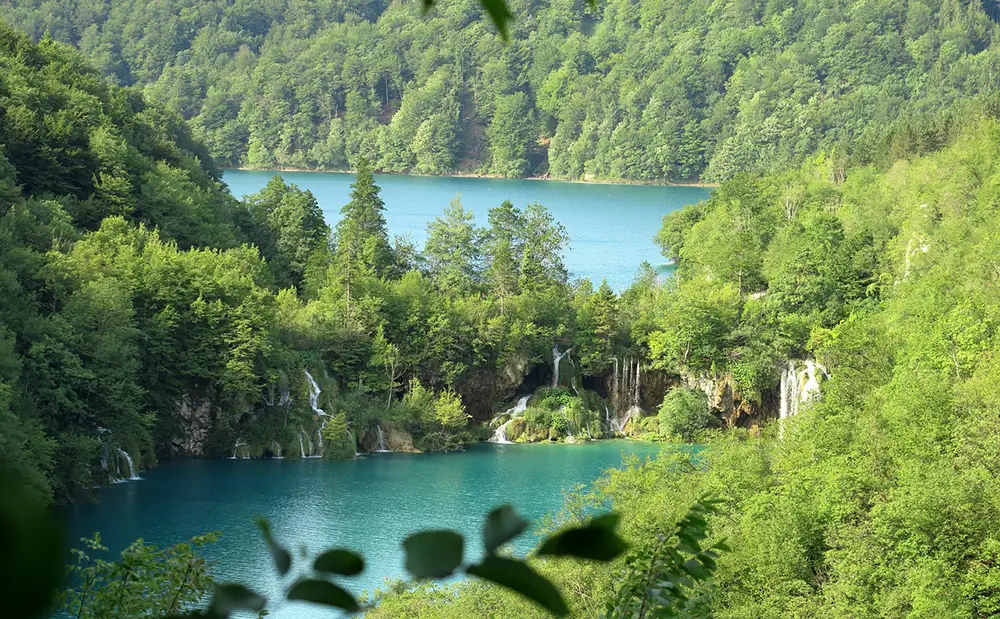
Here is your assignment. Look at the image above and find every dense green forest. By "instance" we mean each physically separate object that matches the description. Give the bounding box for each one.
[368,112,1000,617]
[6,0,1000,180]
[0,21,664,506]
[5,0,1000,616]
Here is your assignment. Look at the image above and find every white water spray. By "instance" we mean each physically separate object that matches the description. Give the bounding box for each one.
[489,396,530,444]
[116,448,140,480]
[230,437,250,459]
[375,424,390,452]
[779,360,828,422]
[304,370,326,416]
[552,346,573,388]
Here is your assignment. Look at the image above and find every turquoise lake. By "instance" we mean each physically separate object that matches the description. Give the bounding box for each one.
[65,441,665,617]
[223,171,712,291]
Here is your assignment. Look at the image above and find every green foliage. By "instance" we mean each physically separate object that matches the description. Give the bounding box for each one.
[657,389,717,443]
[1,470,63,619]
[424,197,481,296]
[320,413,356,460]
[404,531,466,579]
[61,533,219,619]
[333,157,395,298]
[244,177,330,290]
[606,497,729,618]
[8,0,1000,182]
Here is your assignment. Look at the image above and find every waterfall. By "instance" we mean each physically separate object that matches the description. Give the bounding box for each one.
[552,346,572,388]
[613,405,639,434]
[375,424,390,452]
[780,360,829,422]
[606,356,643,433]
[609,355,643,413]
[489,395,531,444]
[347,429,360,457]
[304,370,326,416]
[97,428,140,482]
[298,427,321,458]
[612,358,619,406]
[272,440,283,459]
[634,358,641,405]
[231,438,250,459]
[115,448,140,481]
[279,386,292,407]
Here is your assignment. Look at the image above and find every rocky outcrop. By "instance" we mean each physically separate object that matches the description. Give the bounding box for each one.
[385,422,416,451]
[359,421,417,452]
[681,373,760,427]
[681,359,829,428]
[172,395,214,455]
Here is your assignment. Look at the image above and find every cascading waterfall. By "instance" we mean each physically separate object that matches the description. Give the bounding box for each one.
[779,360,828,421]
[97,428,141,481]
[115,448,140,481]
[271,440,283,459]
[298,427,321,458]
[489,395,530,444]
[304,370,326,416]
[375,424,390,452]
[607,356,643,433]
[552,346,573,388]
[231,438,250,459]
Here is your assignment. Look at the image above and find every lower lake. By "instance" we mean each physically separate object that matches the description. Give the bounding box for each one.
[223,171,712,291]
[65,441,665,617]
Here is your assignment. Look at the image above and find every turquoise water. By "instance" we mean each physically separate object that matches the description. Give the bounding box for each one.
[223,171,712,291]
[64,441,664,617]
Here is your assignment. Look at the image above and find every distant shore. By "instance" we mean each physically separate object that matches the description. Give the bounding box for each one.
[223,166,719,189]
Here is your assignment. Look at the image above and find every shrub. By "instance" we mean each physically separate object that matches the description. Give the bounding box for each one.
[657,389,717,442]
[535,387,574,411]
[550,413,568,435]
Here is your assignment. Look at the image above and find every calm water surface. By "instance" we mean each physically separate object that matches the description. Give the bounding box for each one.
[65,441,664,617]
[224,171,712,290]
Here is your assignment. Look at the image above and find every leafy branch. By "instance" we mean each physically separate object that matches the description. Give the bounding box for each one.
[176,504,630,618]
[605,496,729,618]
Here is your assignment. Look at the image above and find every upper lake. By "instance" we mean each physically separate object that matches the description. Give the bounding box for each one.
[223,171,713,291]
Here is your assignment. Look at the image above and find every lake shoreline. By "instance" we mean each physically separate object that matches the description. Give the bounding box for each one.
[223,166,719,189]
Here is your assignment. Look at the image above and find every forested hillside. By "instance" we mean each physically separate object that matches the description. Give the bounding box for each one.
[6,0,1000,180]
[0,23,660,505]
[367,111,1000,617]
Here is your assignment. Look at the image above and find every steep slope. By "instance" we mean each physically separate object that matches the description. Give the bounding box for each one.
[5,0,1000,180]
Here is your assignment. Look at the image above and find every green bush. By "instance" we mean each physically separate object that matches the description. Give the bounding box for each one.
[523,407,552,429]
[550,414,568,435]
[657,389,717,442]
[535,387,574,411]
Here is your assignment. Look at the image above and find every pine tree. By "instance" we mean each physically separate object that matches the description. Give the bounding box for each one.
[484,200,523,313]
[333,158,394,308]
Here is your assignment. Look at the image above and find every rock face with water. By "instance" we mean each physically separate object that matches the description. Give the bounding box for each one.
[679,359,829,428]
[304,370,326,416]
[779,360,828,421]
[359,422,415,452]
[488,396,531,443]
[605,356,651,433]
